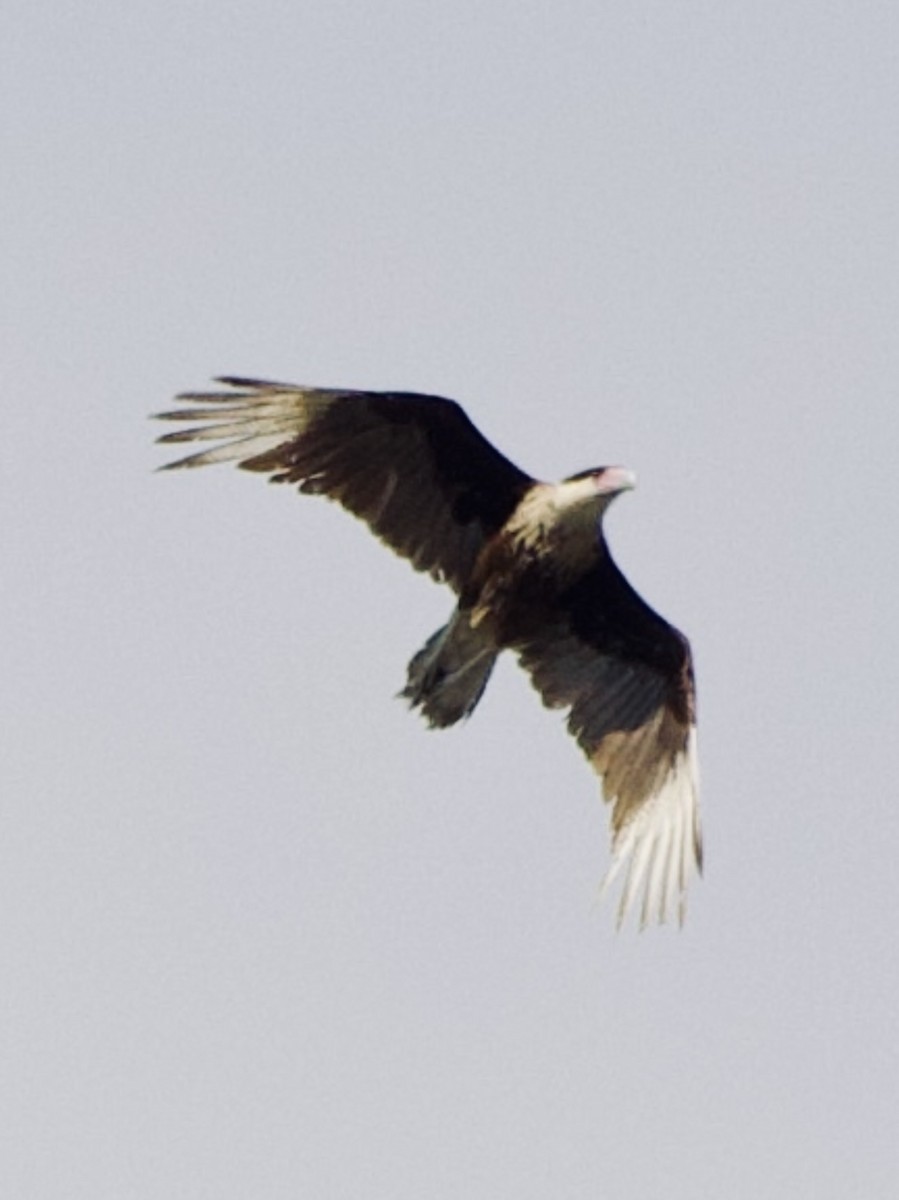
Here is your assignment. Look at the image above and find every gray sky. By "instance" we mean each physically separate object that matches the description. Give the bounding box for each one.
[3,2,898,1196]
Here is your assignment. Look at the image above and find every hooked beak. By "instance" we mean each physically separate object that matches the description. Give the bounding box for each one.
[595,466,637,495]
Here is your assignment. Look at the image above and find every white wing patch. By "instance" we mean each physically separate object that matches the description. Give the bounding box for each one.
[155,383,333,471]
[600,727,701,930]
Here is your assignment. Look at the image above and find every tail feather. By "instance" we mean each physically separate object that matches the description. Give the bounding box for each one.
[401,618,497,728]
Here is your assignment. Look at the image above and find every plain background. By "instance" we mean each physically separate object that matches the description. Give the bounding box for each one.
[3,3,898,1197]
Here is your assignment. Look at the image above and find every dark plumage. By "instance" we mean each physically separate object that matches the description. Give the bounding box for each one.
[156,377,702,927]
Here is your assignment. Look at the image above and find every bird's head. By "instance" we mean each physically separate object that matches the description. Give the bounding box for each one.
[560,466,637,514]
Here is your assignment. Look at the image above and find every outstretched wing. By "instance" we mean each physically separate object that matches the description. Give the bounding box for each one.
[156,378,534,591]
[518,552,701,929]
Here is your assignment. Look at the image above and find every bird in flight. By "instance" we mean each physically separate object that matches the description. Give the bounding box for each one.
[156,377,701,928]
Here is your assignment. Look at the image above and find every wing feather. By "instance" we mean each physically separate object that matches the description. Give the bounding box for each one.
[518,554,701,929]
[156,379,534,590]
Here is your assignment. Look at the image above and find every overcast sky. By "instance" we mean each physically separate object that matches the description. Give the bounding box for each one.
[3,2,899,1197]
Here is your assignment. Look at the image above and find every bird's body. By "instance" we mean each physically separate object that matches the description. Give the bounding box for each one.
[157,378,702,927]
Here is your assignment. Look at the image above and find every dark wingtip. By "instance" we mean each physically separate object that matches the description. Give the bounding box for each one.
[213,375,285,390]
[154,456,195,472]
